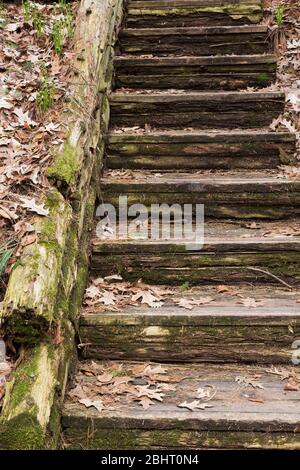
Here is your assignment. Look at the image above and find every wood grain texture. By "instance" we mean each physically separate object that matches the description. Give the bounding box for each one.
[106,130,296,170]
[80,288,300,362]
[114,55,277,90]
[126,1,263,28]
[110,92,285,129]
[62,361,300,449]
[119,25,271,55]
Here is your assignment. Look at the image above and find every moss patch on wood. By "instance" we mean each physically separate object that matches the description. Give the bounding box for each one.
[63,426,300,450]
[0,188,72,343]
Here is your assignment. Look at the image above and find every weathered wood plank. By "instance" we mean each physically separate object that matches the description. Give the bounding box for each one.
[62,361,300,449]
[107,130,296,144]
[63,427,300,450]
[126,1,263,28]
[119,25,271,55]
[107,130,296,170]
[110,92,285,129]
[80,292,300,362]
[114,55,276,90]
[101,172,300,193]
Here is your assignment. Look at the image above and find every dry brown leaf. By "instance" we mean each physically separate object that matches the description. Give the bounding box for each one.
[238,297,264,308]
[78,398,104,412]
[137,396,154,409]
[132,290,163,308]
[284,377,299,392]
[178,400,214,411]
[235,376,264,389]
[20,197,49,216]
[97,373,114,384]
[175,297,213,310]
[135,385,165,402]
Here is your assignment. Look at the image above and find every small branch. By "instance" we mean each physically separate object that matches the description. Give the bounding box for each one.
[245,267,294,289]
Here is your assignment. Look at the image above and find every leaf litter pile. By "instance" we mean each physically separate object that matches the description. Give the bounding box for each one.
[0,1,78,299]
[68,361,299,414]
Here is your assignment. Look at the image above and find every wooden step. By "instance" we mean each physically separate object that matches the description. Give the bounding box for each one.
[114,55,277,90]
[119,25,271,56]
[80,284,300,364]
[91,219,300,284]
[110,91,285,129]
[99,171,300,219]
[62,361,300,449]
[126,1,263,28]
[106,130,296,170]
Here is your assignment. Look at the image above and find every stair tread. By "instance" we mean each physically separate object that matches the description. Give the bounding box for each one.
[63,361,300,429]
[81,283,300,323]
[108,129,295,141]
[128,0,261,9]
[127,0,262,6]
[101,170,300,189]
[115,54,276,65]
[92,217,300,248]
[121,25,268,35]
[110,90,284,101]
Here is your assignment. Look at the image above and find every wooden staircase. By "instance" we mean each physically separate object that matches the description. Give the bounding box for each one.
[62,1,300,449]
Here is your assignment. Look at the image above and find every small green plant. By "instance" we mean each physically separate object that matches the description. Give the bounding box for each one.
[0,0,7,26]
[63,4,74,38]
[0,238,16,278]
[59,0,68,10]
[31,3,45,37]
[33,12,45,37]
[180,281,190,291]
[22,0,31,22]
[275,4,285,28]
[36,79,55,113]
[51,17,64,54]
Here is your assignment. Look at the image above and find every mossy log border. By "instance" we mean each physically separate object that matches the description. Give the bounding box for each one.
[0,0,123,450]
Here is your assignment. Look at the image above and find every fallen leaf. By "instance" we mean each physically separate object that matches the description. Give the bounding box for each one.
[135,385,165,402]
[79,398,104,412]
[97,372,114,384]
[178,400,214,411]
[196,385,216,401]
[20,197,49,216]
[284,377,299,392]
[137,396,154,409]
[238,297,264,308]
[175,297,213,309]
[132,290,163,308]
[235,376,264,389]
[98,290,116,305]
[0,97,13,110]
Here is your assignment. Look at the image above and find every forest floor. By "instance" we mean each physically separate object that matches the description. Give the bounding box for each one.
[0,1,78,301]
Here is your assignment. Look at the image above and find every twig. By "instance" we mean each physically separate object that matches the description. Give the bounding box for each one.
[245,267,293,289]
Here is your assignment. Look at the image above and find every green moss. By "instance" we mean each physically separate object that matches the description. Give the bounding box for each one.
[4,314,48,345]
[63,427,300,450]
[46,403,62,449]
[0,413,44,450]
[55,222,78,319]
[6,347,40,411]
[48,141,79,187]
[257,72,270,81]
